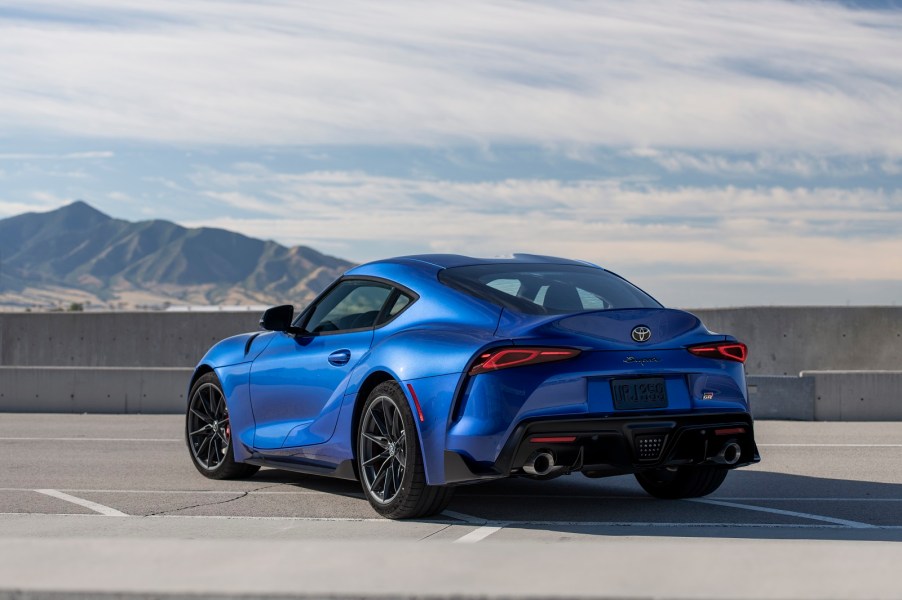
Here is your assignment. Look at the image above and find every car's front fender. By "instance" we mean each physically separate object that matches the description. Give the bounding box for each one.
[196,331,275,369]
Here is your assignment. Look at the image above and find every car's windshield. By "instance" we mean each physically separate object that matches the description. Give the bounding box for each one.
[439,263,661,315]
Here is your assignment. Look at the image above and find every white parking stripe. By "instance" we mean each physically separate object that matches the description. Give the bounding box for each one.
[443,510,507,543]
[34,489,128,517]
[689,498,876,529]
[3,489,900,502]
[454,525,506,543]
[3,513,901,530]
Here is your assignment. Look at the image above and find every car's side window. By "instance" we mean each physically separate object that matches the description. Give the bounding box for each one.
[373,290,415,326]
[386,293,411,318]
[304,281,393,333]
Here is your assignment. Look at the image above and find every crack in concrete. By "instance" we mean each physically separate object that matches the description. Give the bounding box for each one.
[142,484,283,517]
[417,523,452,541]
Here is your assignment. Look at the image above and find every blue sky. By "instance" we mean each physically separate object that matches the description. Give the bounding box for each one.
[0,0,900,306]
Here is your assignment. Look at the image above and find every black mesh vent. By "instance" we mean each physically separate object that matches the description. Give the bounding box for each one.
[635,434,667,461]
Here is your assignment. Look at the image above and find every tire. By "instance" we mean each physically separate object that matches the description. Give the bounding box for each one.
[635,466,728,499]
[186,372,260,480]
[357,381,454,519]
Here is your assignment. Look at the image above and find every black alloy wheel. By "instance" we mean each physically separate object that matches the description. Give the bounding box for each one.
[186,372,259,479]
[357,381,454,519]
[360,392,408,504]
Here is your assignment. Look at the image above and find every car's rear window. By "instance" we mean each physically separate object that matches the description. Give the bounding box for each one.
[438,264,661,315]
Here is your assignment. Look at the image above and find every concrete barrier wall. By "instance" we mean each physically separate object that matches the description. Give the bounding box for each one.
[0,367,192,414]
[804,370,902,421]
[691,307,902,376]
[1,308,900,419]
[746,375,815,421]
[2,307,901,374]
[0,312,260,368]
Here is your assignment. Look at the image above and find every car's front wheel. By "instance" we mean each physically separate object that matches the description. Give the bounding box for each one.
[186,372,260,480]
[635,465,728,499]
[357,381,454,519]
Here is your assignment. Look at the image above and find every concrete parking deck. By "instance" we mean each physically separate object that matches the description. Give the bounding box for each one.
[1,415,901,598]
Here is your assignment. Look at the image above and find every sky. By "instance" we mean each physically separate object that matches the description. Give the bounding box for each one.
[0,0,900,307]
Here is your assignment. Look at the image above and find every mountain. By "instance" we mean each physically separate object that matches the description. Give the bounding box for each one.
[0,201,354,309]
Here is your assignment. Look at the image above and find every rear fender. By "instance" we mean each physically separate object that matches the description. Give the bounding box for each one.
[401,373,464,485]
[346,327,495,394]
[327,369,462,485]
[335,327,493,485]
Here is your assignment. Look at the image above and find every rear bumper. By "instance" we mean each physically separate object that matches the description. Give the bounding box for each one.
[443,411,760,485]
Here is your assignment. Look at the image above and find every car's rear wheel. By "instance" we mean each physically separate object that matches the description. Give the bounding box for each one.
[635,465,728,499]
[186,372,260,480]
[357,381,454,519]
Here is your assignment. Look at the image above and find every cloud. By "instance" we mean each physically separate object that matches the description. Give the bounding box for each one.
[0,151,114,160]
[624,150,879,178]
[0,196,64,217]
[181,165,902,284]
[0,1,899,156]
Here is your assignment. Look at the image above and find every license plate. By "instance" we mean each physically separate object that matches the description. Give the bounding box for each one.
[611,377,668,410]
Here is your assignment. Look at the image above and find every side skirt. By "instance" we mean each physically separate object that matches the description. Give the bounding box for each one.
[243,456,358,481]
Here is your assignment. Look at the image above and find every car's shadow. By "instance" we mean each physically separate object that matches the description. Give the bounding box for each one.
[249,468,902,542]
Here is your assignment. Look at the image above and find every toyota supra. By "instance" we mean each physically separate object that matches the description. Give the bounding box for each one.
[186,254,760,518]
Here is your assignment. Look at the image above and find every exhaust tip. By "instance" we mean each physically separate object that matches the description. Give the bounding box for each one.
[523,450,555,476]
[715,441,742,465]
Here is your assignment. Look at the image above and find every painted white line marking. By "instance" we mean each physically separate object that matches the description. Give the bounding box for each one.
[689,498,876,529]
[0,437,180,442]
[443,510,507,543]
[2,489,900,503]
[34,489,128,517]
[454,524,506,543]
[759,444,902,448]
[2,513,901,530]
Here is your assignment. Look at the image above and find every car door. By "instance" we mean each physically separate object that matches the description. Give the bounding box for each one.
[248,279,394,449]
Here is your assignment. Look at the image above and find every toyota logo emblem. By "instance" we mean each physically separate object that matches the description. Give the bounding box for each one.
[631,326,652,343]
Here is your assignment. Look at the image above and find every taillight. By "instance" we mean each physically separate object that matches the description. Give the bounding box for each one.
[468,347,581,376]
[687,342,748,363]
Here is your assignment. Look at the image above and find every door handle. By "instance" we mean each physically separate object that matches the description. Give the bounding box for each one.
[328,349,352,366]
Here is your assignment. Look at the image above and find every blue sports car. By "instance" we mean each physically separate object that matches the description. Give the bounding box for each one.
[186,254,760,518]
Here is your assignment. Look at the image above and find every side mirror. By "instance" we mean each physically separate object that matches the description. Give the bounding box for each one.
[260,304,295,332]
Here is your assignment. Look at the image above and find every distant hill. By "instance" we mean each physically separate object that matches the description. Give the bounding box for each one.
[0,201,353,309]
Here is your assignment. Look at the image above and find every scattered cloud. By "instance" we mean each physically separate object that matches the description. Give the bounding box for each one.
[0,1,899,156]
[624,150,879,178]
[1,1,899,306]
[181,165,902,283]
[0,196,63,217]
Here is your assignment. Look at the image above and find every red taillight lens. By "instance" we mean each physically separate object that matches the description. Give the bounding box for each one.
[687,342,748,363]
[468,347,581,376]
